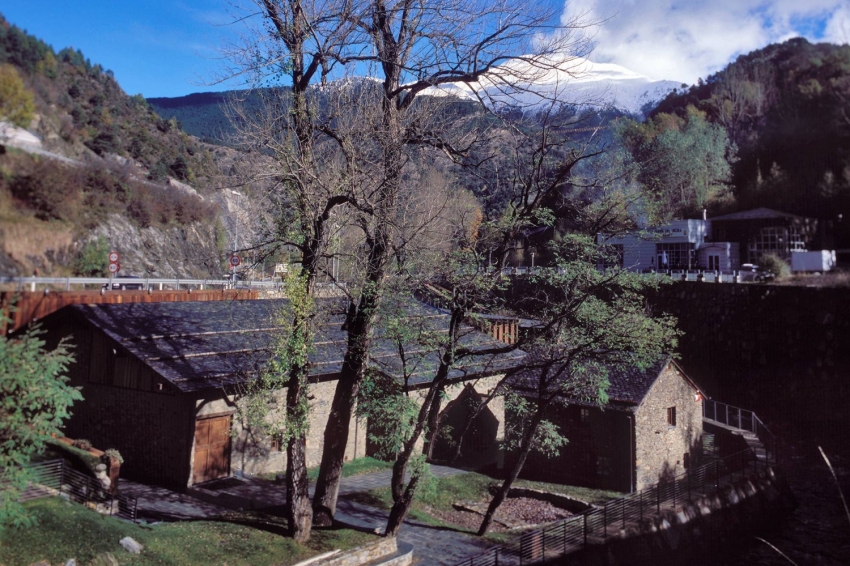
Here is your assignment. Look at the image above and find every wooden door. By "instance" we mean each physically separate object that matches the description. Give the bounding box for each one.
[193,415,232,484]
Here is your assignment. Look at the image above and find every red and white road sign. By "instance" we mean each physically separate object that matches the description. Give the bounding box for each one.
[108,251,120,263]
[108,262,120,274]
[230,255,241,267]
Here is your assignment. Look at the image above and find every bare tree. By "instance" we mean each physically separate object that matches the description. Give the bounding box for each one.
[222,0,597,531]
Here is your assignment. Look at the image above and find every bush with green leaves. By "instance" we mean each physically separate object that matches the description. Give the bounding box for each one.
[760,253,791,279]
[0,321,80,529]
[72,237,109,277]
[102,449,123,464]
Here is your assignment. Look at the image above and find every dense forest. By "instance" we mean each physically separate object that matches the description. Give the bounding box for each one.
[650,38,850,246]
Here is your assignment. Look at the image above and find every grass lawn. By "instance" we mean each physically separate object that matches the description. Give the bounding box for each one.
[0,498,376,566]
[341,470,622,538]
[305,457,394,481]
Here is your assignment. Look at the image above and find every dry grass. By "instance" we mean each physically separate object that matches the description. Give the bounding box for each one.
[0,207,75,275]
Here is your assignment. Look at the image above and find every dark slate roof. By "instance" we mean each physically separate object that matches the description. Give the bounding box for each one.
[709,207,804,221]
[604,357,673,406]
[509,357,697,411]
[70,299,525,393]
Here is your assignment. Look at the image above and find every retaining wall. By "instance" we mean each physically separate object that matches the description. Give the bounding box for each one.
[559,467,796,565]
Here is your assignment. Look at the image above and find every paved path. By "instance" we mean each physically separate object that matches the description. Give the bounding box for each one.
[121,464,495,565]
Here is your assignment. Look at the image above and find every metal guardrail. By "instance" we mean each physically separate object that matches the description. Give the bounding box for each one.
[18,460,138,522]
[0,276,285,291]
[0,276,354,292]
[453,447,771,566]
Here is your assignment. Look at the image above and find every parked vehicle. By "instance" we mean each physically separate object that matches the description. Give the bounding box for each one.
[103,275,146,290]
[737,264,773,282]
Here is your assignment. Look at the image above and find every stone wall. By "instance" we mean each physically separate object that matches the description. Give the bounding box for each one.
[634,363,703,490]
[560,467,796,566]
[649,282,850,452]
[199,379,369,481]
[202,375,506,480]
[315,537,410,566]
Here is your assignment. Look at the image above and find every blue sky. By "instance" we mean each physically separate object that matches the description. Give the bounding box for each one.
[1,0,848,98]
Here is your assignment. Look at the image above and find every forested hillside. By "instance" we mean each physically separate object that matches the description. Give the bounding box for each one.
[651,38,850,246]
[0,15,236,277]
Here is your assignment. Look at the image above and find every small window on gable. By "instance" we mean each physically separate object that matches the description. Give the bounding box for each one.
[580,408,590,423]
[667,406,677,427]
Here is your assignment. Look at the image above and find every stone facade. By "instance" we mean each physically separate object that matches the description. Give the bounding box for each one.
[209,374,507,481]
[196,379,369,481]
[634,363,703,490]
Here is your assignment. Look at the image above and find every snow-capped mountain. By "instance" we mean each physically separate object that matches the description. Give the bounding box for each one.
[422,58,680,116]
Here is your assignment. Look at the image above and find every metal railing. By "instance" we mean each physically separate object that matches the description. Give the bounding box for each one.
[453,448,770,566]
[0,276,285,291]
[483,267,762,284]
[17,460,138,522]
[702,398,777,464]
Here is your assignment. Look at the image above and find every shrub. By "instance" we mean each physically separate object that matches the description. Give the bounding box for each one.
[72,237,109,276]
[760,253,791,279]
[73,439,92,451]
[0,63,36,127]
[8,159,82,220]
[85,131,119,156]
[102,449,123,464]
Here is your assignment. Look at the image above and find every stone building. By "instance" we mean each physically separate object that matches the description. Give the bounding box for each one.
[511,359,704,493]
[40,299,521,489]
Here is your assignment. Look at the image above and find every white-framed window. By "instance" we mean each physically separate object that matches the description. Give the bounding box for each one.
[748,226,805,261]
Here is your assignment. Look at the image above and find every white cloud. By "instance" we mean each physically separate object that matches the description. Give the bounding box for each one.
[561,0,850,84]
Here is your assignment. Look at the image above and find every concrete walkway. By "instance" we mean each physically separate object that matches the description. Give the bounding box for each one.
[120,464,495,565]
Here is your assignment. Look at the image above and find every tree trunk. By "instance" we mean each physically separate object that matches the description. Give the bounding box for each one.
[312,64,404,525]
[310,359,362,525]
[478,410,546,535]
[286,433,312,541]
[385,459,422,536]
[312,288,381,525]
[422,384,443,460]
[285,361,313,542]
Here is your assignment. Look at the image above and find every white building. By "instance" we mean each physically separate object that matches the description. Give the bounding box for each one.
[599,219,740,272]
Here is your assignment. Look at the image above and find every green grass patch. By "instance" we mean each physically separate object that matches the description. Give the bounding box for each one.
[340,470,622,538]
[511,479,622,505]
[0,498,376,566]
[305,457,394,482]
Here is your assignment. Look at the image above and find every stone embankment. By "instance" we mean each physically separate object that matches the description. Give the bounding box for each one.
[562,467,795,566]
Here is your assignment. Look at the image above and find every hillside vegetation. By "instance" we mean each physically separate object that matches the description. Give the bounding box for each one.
[651,38,850,245]
[0,15,236,277]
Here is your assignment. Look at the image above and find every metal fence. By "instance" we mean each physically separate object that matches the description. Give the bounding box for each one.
[453,448,770,566]
[702,398,777,463]
[17,460,138,522]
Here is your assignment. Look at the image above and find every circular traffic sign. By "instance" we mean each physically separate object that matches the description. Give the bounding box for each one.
[108,262,120,274]
[230,255,241,267]
[108,251,120,263]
